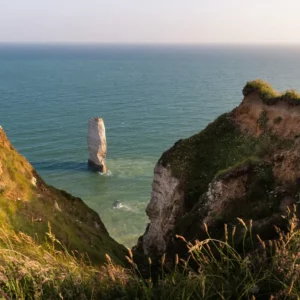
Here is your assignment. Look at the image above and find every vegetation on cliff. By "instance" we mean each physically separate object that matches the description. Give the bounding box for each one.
[159,112,290,212]
[243,79,300,104]
[0,128,127,266]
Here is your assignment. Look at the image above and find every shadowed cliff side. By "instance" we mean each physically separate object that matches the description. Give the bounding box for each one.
[0,127,127,266]
[136,80,300,263]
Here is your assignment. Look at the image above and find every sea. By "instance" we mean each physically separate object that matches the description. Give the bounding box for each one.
[1,44,300,246]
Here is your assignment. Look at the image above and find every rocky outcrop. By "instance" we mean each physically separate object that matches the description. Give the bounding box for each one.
[138,80,300,259]
[142,164,184,256]
[203,172,248,224]
[232,92,300,138]
[88,118,107,172]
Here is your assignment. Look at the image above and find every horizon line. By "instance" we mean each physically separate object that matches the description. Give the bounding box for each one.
[1,41,300,47]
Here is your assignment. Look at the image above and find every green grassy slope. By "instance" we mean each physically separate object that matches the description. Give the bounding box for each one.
[0,127,127,266]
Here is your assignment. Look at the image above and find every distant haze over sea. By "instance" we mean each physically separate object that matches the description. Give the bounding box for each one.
[1,44,300,246]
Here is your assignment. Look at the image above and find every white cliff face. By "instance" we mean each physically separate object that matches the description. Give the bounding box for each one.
[88,118,107,172]
[143,163,184,256]
[203,174,247,224]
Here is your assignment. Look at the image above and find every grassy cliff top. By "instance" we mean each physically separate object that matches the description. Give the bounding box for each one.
[243,79,300,104]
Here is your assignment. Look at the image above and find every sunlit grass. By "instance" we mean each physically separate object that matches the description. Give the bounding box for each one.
[0,208,299,299]
[243,79,300,104]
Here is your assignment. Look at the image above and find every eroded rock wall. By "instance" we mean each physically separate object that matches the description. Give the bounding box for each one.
[232,93,300,138]
[142,163,184,256]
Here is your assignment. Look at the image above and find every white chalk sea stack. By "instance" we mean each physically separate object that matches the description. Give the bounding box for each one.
[88,118,107,173]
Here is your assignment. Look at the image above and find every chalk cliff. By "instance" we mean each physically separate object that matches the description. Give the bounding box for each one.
[88,117,107,172]
[138,80,300,260]
[142,164,184,256]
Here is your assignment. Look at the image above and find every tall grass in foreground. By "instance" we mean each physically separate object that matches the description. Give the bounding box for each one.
[0,222,128,300]
[0,209,299,299]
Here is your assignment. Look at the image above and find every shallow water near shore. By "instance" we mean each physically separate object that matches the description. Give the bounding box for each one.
[1,44,300,246]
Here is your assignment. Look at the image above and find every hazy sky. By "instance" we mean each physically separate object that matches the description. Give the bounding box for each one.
[1,0,300,44]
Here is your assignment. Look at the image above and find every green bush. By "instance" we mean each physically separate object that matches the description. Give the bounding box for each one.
[281,89,300,103]
[243,79,278,101]
[257,110,269,130]
[243,80,300,105]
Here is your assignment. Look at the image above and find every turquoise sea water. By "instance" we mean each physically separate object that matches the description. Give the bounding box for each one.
[1,44,300,246]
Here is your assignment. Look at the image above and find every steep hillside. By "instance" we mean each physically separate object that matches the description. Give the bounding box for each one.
[137,80,300,260]
[0,127,127,265]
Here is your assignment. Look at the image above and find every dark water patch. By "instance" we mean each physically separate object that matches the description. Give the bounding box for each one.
[32,161,89,172]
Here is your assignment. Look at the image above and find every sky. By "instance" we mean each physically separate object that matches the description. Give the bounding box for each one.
[1,0,300,44]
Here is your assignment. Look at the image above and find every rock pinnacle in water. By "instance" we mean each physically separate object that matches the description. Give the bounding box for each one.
[88,117,107,173]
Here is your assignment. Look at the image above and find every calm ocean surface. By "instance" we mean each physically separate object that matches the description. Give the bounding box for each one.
[1,44,300,246]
